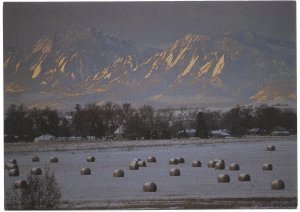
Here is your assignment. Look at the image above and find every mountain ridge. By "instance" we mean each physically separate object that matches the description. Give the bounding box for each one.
[4,28,296,111]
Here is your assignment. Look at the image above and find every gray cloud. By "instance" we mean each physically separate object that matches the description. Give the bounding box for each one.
[4,1,296,49]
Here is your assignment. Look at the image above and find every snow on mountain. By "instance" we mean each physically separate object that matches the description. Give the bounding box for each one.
[4,29,296,110]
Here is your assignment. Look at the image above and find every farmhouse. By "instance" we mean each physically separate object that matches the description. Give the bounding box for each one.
[271,130,290,136]
[34,134,56,142]
[114,125,125,139]
[177,128,197,138]
[247,128,260,135]
[210,129,231,138]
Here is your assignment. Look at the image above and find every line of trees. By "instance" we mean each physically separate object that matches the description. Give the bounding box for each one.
[201,105,297,137]
[4,102,297,143]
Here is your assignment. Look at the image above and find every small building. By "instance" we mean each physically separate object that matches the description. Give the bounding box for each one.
[177,130,189,138]
[210,129,231,138]
[177,128,197,138]
[271,130,290,136]
[248,128,260,135]
[186,129,197,137]
[34,134,56,142]
[114,125,125,140]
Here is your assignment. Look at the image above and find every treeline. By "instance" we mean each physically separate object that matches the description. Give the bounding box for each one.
[4,103,297,143]
[201,105,297,137]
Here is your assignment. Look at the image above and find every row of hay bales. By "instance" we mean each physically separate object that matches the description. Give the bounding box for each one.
[206,158,273,171]
[80,156,156,177]
[4,159,28,189]
[5,155,59,190]
[217,173,251,182]
[212,144,284,189]
[79,156,97,174]
[112,147,284,192]
[265,144,285,189]
[5,159,19,177]
[170,158,250,183]
[130,157,157,192]
[32,155,59,163]
[6,144,285,193]
[5,156,58,177]
[169,157,185,164]
[143,144,284,192]
[114,156,156,177]
[80,156,99,175]
[6,155,98,189]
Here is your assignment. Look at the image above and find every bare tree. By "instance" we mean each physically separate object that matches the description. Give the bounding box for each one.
[5,167,61,210]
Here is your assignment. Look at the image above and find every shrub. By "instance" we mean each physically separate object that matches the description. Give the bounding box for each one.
[5,167,61,210]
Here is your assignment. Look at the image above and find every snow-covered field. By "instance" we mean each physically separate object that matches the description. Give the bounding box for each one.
[4,136,297,209]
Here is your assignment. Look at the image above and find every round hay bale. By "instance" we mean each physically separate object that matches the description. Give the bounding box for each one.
[32,156,40,162]
[86,156,95,162]
[8,169,19,176]
[169,168,181,176]
[133,158,141,162]
[129,162,139,170]
[80,167,91,175]
[113,169,124,177]
[143,182,157,192]
[215,162,225,170]
[137,160,146,167]
[262,163,273,170]
[14,180,27,189]
[8,159,17,164]
[267,145,275,151]
[50,157,58,163]
[31,168,42,175]
[208,160,217,168]
[6,163,18,170]
[147,156,156,163]
[192,160,202,167]
[229,163,240,171]
[218,174,230,183]
[177,157,185,163]
[169,158,179,165]
[238,173,251,181]
[271,180,285,190]
[214,159,225,166]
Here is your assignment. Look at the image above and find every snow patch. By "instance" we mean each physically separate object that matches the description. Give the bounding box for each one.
[4,83,24,93]
[93,67,112,80]
[32,37,52,54]
[212,54,225,78]
[41,81,48,85]
[171,45,189,68]
[250,87,271,101]
[165,52,174,70]
[195,60,213,79]
[56,56,67,73]
[180,53,199,77]
[15,61,22,72]
[144,70,153,79]
[71,73,76,80]
[31,54,47,79]
[4,56,11,69]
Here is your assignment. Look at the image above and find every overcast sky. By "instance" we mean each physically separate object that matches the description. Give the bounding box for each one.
[3,1,296,49]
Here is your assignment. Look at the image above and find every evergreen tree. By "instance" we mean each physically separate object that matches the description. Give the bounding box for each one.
[196,112,208,138]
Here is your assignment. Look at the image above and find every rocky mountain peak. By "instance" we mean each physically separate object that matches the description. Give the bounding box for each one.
[4,29,296,110]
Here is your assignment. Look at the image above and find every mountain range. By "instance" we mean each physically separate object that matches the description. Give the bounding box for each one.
[4,28,296,111]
